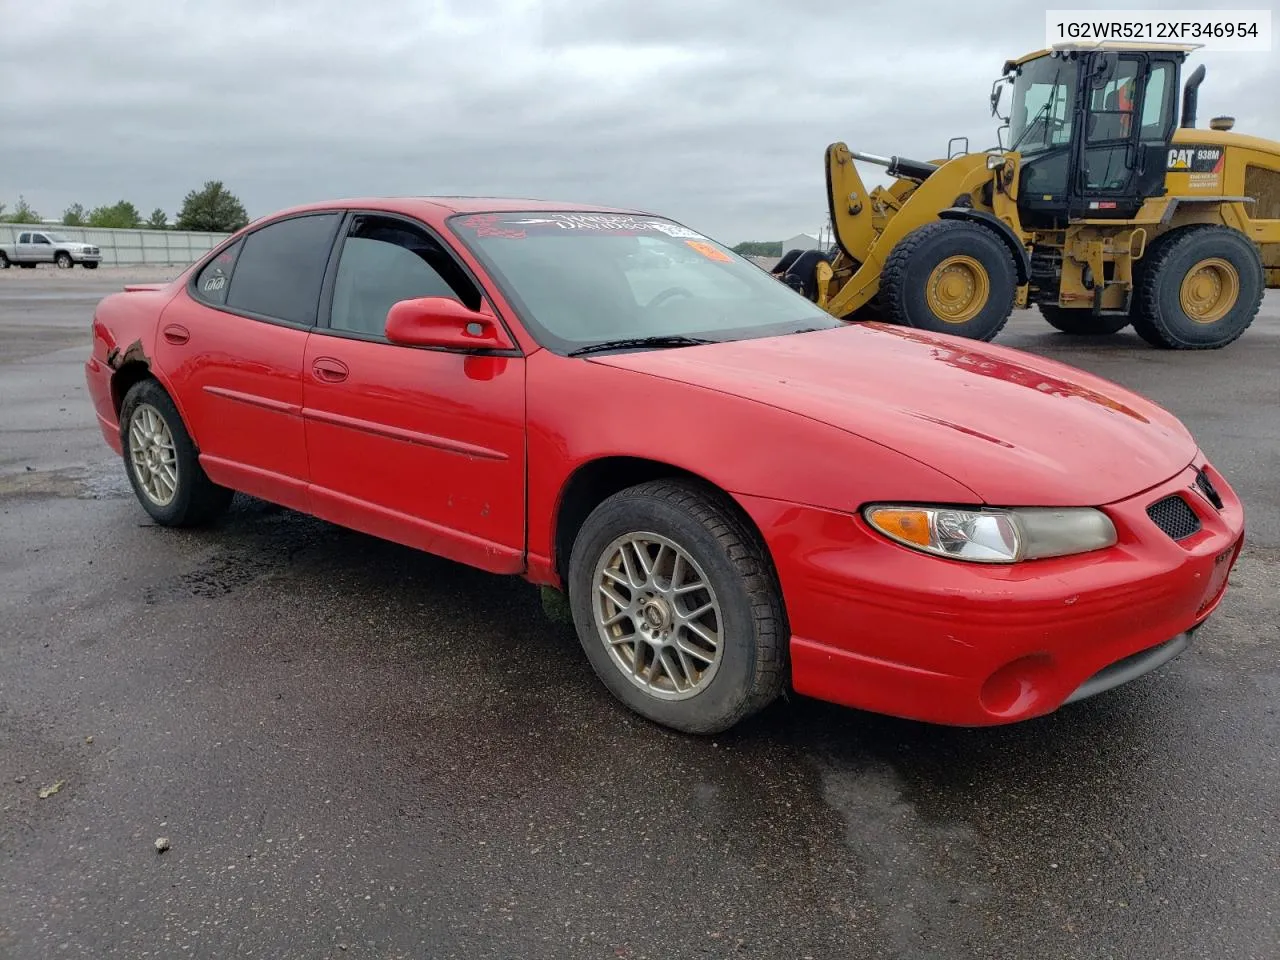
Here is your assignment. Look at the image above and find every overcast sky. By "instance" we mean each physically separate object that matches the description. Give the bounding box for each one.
[2,0,1276,243]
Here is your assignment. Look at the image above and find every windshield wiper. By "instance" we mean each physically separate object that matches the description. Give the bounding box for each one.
[1009,68,1064,152]
[567,335,717,357]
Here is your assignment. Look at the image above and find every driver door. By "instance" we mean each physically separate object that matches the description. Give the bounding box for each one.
[302,211,527,574]
[30,233,54,262]
[1072,54,1176,218]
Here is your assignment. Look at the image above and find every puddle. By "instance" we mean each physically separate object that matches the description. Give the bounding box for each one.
[142,550,269,604]
[0,466,131,501]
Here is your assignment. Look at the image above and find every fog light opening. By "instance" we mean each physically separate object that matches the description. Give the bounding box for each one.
[979,655,1058,719]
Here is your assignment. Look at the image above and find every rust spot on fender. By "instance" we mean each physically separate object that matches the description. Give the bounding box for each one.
[106,338,148,371]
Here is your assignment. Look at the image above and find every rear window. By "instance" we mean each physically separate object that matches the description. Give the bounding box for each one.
[222,213,340,325]
[193,239,243,306]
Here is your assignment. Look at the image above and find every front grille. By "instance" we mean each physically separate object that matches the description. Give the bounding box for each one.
[1147,494,1201,541]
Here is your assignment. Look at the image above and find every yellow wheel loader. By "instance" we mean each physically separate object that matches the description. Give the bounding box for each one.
[776,42,1280,348]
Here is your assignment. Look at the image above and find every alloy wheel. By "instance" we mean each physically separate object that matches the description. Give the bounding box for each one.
[591,532,723,701]
[127,403,179,506]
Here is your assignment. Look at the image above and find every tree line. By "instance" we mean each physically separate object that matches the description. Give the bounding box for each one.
[730,241,784,257]
[0,181,250,233]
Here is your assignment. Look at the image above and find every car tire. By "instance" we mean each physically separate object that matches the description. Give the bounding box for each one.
[567,478,787,734]
[119,378,234,527]
[1129,225,1263,350]
[881,219,1018,341]
[0,252,9,269]
[55,252,73,269]
[1038,304,1131,335]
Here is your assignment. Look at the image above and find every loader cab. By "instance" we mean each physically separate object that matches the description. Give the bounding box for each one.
[996,46,1186,228]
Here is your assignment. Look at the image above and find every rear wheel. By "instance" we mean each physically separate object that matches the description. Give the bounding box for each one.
[567,479,787,734]
[0,252,9,268]
[881,220,1017,341]
[120,378,233,526]
[54,252,73,269]
[1038,304,1131,336]
[1130,225,1263,349]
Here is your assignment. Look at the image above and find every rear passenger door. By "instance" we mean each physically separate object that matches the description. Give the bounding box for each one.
[155,211,342,511]
[301,211,527,573]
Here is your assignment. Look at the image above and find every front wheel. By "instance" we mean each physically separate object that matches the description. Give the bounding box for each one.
[120,378,234,526]
[54,252,73,269]
[880,220,1018,341]
[1038,305,1131,336]
[567,479,787,734]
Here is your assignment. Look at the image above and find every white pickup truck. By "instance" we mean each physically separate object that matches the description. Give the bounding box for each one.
[0,230,101,269]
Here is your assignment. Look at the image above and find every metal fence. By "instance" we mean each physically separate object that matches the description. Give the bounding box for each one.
[0,224,231,266]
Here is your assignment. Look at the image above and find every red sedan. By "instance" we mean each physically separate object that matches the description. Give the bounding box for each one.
[85,198,1245,734]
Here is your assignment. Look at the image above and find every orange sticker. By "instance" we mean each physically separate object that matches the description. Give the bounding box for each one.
[685,240,732,262]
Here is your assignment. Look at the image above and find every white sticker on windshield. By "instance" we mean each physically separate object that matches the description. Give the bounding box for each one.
[645,222,704,239]
[501,214,706,239]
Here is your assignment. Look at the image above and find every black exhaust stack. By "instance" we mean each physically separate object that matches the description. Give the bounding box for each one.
[1181,65,1206,128]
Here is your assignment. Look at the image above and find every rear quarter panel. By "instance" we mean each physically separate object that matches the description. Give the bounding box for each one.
[89,280,187,427]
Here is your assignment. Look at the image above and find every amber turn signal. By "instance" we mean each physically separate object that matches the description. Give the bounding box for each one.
[864,507,933,547]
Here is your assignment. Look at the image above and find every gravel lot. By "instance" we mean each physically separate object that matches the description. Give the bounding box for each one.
[1,272,1277,959]
[0,264,183,285]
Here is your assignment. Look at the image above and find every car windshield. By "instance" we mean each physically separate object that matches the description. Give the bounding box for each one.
[449,212,841,353]
[1008,55,1078,154]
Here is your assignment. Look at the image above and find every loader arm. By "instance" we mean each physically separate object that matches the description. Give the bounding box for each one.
[824,147,1007,317]
[825,143,878,265]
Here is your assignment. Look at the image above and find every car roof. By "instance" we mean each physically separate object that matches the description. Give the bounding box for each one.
[256,196,654,222]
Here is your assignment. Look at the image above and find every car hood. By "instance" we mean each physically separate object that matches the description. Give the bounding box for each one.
[588,324,1198,506]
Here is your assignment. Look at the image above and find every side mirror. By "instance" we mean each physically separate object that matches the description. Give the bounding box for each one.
[1091,53,1117,88]
[384,297,515,352]
[990,78,1010,121]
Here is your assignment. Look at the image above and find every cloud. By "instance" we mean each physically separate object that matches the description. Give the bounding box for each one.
[1,0,1275,242]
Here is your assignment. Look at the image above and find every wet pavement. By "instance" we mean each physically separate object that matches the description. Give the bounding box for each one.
[2,270,1277,959]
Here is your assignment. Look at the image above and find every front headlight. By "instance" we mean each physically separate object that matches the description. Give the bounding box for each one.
[863,505,1116,563]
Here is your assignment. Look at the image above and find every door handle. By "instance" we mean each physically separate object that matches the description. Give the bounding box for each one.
[162,324,190,345]
[312,357,349,383]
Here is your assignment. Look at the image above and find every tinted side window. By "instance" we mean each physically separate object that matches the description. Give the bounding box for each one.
[1087,59,1140,143]
[224,213,340,325]
[1140,62,1175,140]
[18,233,30,244]
[193,239,243,306]
[34,234,51,245]
[329,215,480,337]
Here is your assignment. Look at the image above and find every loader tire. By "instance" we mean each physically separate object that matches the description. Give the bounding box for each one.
[881,220,1017,341]
[1038,305,1130,336]
[1129,225,1263,350]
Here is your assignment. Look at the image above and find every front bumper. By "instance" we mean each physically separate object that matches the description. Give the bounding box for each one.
[1062,630,1191,705]
[738,458,1244,726]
